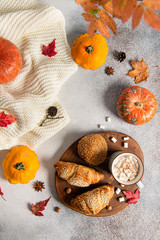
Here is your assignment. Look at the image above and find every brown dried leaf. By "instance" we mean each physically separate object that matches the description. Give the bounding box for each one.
[126,58,149,83]
[121,0,137,23]
[143,0,160,10]
[96,18,110,38]
[82,12,97,21]
[144,9,160,31]
[88,21,97,37]
[103,0,113,15]
[98,9,117,34]
[132,3,144,29]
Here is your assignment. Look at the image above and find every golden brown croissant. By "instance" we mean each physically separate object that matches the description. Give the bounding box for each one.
[54,161,104,187]
[71,185,114,215]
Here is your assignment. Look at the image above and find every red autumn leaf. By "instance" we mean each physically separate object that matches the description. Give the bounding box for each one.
[98,8,117,34]
[88,21,97,37]
[121,0,137,23]
[0,187,6,201]
[0,111,16,127]
[143,0,160,10]
[31,196,51,216]
[82,12,97,22]
[144,9,160,31]
[123,188,140,204]
[132,3,144,29]
[42,39,57,57]
[96,18,110,38]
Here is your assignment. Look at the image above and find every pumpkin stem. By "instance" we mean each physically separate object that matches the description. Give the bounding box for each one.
[14,162,25,170]
[86,45,93,54]
[135,102,143,108]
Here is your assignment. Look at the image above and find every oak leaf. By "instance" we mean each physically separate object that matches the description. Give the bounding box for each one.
[82,12,97,21]
[42,39,57,57]
[31,196,51,216]
[132,3,144,29]
[88,21,97,37]
[126,58,149,83]
[96,18,110,38]
[0,187,6,201]
[0,111,16,127]
[123,188,140,204]
[143,0,160,10]
[98,8,117,34]
[144,9,160,31]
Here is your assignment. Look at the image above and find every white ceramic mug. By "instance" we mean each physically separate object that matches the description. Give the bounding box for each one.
[109,151,144,186]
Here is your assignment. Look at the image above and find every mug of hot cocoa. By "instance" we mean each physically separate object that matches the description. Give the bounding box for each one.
[109,151,144,186]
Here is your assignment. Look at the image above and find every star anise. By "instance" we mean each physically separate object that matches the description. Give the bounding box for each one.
[117,51,126,62]
[105,67,114,75]
[34,181,45,192]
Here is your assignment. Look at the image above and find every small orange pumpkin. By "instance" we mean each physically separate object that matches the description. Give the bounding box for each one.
[0,37,22,84]
[71,33,108,70]
[2,146,39,184]
[117,86,157,125]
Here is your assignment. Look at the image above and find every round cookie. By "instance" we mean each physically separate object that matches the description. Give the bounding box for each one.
[78,134,108,166]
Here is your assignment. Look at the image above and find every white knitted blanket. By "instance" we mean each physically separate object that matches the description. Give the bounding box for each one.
[0,0,78,150]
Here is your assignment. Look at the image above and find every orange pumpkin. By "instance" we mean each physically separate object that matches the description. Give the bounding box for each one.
[71,33,108,70]
[117,86,157,125]
[0,37,22,84]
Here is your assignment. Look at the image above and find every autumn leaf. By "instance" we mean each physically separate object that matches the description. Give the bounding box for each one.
[42,39,57,57]
[0,111,16,127]
[98,9,117,34]
[82,12,97,21]
[112,0,126,19]
[123,189,140,204]
[96,18,110,38]
[103,0,113,15]
[81,1,99,13]
[143,0,160,10]
[88,21,97,37]
[132,3,144,29]
[31,196,51,216]
[0,187,6,201]
[121,0,137,23]
[144,9,160,31]
[126,58,149,83]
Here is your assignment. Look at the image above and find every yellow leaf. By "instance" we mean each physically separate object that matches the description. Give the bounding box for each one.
[144,9,160,31]
[98,9,117,34]
[132,3,144,29]
[82,13,97,21]
[126,58,149,83]
[88,21,97,37]
[96,18,110,38]
[143,0,160,10]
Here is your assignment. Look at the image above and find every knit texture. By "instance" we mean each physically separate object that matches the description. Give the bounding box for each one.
[0,0,78,150]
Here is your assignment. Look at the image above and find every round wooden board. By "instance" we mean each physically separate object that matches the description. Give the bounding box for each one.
[55,132,144,217]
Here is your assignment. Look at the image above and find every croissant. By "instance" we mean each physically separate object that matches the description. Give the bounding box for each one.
[71,185,114,215]
[54,161,104,187]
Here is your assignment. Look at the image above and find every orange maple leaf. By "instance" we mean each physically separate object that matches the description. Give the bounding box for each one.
[126,58,149,83]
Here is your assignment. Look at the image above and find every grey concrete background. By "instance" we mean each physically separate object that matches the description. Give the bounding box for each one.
[0,0,159,240]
